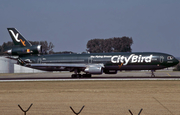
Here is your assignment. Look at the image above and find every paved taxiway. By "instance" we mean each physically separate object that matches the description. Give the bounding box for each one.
[0,71,180,81]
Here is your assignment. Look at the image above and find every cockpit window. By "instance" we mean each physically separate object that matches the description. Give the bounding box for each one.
[167,56,174,60]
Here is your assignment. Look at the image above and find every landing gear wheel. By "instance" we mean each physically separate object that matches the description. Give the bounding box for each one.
[82,74,91,78]
[71,74,76,78]
[77,74,82,78]
[151,70,155,77]
[151,74,155,77]
[71,74,82,78]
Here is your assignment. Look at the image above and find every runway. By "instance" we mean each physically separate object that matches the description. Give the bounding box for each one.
[0,71,180,81]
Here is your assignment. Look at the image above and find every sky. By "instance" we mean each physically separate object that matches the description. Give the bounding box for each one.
[0,0,180,56]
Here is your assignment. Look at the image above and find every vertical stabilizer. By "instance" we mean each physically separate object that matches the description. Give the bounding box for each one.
[7,28,32,47]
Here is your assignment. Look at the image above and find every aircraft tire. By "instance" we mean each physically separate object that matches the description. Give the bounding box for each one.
[151,74,155,77]
[151,70,155,77]
[82,74,91,78]
[71,74,74,78]
[77,74,82,78]
[71,74,77,78]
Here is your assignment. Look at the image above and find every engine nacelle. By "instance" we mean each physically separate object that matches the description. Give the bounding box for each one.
[84,65,103,74]
[6,45,42,56]
[104,69,117,74]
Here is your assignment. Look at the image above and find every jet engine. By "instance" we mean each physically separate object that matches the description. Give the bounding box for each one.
[84,65,103,74]
[6,45,42,56]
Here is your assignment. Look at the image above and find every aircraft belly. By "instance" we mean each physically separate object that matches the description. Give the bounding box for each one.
[31,66,68,71]
[105,65,166,70]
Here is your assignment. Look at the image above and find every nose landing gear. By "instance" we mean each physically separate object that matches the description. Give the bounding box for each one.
[151,70,155,77]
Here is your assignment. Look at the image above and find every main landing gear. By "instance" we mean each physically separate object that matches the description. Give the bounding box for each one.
[71,69,91,78]
[151,70,155,77]
[71,74,91,78]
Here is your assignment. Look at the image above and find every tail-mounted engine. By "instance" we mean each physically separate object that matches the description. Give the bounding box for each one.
[6,45,42,56]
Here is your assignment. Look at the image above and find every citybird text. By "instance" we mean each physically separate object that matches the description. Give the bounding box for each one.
[111,54,153,65]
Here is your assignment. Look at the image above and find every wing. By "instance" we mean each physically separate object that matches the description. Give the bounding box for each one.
[6,56,105,74]
[29,63,87,68]
[27,63,104,73]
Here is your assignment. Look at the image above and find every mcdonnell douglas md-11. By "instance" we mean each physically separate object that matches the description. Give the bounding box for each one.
[5,28,179,78]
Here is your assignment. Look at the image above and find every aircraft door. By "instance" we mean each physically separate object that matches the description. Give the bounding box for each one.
[88,57,92,63]
[37,58,42,63]
[160,56,164,63]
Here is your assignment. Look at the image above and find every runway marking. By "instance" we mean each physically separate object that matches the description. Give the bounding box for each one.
[167,73,171,76]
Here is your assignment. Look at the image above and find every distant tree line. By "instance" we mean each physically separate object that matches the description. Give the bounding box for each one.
[0,41,13,55]
[30,41,54,54]
[0,36,133,55]
[53,51,77,54]
[86,37,133,53]
[0,41,77,55]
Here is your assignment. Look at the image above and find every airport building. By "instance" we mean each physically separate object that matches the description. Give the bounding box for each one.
[0,57,45,73]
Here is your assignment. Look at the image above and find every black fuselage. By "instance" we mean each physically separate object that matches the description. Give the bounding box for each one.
[20,52,179,71]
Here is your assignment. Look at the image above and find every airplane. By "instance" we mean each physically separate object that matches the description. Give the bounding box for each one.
[5,28,179,78]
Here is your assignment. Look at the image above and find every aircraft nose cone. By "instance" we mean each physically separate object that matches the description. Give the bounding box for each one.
[174,58,179,65]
